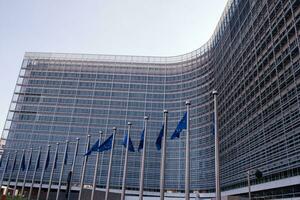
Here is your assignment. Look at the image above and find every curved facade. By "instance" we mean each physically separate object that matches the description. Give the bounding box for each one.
[1,0,300,195]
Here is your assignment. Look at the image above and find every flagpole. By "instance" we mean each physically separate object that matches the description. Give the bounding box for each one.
[247,170,251,200]
[91,132,103,200]
[78,134,91,200]
[160,110,168,200]
[28,147,42,200]
[13,149,25,197]
[46,143,59,200]
[21,148,32,196]
[213,90,221,200]
[185,100,191,200]
[121,122,132,200]
[0,151,10,189]
[37,145,51,200]
[139,116,148,200]
[67,138,80,200]
[105,127,117,200]
[7,150,18,191]
[56,140,69,200]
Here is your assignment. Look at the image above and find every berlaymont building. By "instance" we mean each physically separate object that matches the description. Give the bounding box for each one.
[1,0,300,199]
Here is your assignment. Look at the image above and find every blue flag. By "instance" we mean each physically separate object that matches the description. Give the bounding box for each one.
[21,153,26,171]
[156,125,164,151]
[138,129,145,152]
[171,112,187,139]
[36,151,41,170]
[122,133,135,152]
[45,148,50,170]
[4,155,9,173]
[85,139,100,156]
[54,150,58,169]
[98,134,113,152]
[64,144,68,165]
[85,138,91,162]
[12,155,17,171]
[27,153,32,170]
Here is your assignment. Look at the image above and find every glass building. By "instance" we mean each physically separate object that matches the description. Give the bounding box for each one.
[1,0,300,197]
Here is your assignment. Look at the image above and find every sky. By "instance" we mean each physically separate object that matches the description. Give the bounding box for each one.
[0,0,228,133]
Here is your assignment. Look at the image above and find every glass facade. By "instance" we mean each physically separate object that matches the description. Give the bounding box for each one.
[1,0,300,194]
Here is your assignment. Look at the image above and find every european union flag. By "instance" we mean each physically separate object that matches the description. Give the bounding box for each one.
[27,153,32,170]
[36,151,41,170]
[138,129,145,152]
[21,153,26,171]
[12,155,17,171]
[4,155,9,173]
[98,134,113,152]
[156,125,164,151]
[122,133,135,152]
[65,171,73,198]
[45,148,50,170]
[64,144,68,165]
[171,112,187,139]
[85,139,100,156]
[54,150,58,169]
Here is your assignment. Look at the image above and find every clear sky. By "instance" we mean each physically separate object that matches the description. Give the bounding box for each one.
[0,0,228,132]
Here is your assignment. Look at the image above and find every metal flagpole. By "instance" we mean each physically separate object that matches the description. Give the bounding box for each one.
[7,150,18,191]
[185,100,191,200]
[28,147,42,200]
[67,138,80,200]
[0,151,10,190]
[78,134,91,200]
[13,149,25,197]
[160,110,168,200]
[21,148,32,196]
[213,90,221,200]
[46,143,59,200]
[138,116,148,200]
[55,140,69,200]
[121,122,132,200]
[104,127,117,200]
[91,132,103,200]
[247,170,251,200]
[37,145,51,200]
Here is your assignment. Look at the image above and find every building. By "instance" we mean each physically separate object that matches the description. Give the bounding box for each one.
[1,0,300,198]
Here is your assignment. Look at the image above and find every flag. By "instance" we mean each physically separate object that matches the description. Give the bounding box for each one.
[12,154,17,171]
[171,112,187,139]
[84,139,100,156]
[122,133,135,152]
[45,148,50,170]
[86,138,91,162]
[156,125,164,151]
[36,151,41,170]
[138,129,145,152]
[65,171,72,198]
[21,153,26,171]
[54,149,58,169]
[4,155,9,173]
[64,144,68,165]
[98,134,113,152]
[27,153,32,170]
